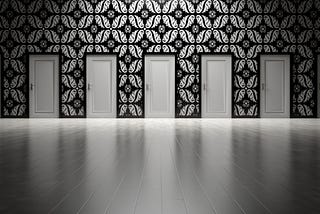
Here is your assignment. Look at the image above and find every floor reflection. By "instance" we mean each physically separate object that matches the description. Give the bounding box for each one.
[0,119,319,213]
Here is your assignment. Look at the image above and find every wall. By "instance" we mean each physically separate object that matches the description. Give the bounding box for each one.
[0,0,319,118]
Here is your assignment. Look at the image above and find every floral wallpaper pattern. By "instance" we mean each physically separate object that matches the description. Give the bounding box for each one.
[0,0,319,117]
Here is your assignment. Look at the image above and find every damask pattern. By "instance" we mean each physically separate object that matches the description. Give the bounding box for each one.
[0,0,319,117]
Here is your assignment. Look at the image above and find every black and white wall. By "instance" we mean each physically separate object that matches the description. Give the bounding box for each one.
[0,0,319,118]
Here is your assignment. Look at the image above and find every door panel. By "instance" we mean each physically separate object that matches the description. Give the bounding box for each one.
[87,56,116,118]
[92,61,112,113]
[30,55,59,118]
[261,55,290,118]
[265,61,285,113]
[145,56,175,118]
[35,61,55,113]
[202,55,232,118]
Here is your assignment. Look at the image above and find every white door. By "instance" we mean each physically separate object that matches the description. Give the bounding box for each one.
[145,55,175,118]
[201,55,232,118]
[29,55,59,118]
[87,55,116,118]
[261,55,290,118]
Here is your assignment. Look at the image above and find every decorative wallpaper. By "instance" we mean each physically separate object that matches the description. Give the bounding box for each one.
[0,0,319,118]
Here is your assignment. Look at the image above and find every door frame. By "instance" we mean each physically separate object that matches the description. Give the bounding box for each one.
[85,53,118,118]
[143,53,176,118]
[199,53,234,118]
[28,54,60,118]
[259,54,291,118]
[316,54,320,118]
[0,53,2,118]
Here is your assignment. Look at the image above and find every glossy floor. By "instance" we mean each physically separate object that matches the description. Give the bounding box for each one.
[0,119,319,214]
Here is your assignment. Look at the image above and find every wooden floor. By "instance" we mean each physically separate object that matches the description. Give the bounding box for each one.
[0,119,319,214]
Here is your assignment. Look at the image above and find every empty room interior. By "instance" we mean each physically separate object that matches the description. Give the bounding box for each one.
[1,0,320,213]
